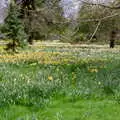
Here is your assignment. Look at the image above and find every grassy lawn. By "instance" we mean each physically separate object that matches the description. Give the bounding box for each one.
[0,42,120,120]
[0,98,120,120]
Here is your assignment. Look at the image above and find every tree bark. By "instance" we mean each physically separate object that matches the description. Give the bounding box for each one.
[110,30,116,48]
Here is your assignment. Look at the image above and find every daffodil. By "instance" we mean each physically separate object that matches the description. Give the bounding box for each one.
[48,76,53,81]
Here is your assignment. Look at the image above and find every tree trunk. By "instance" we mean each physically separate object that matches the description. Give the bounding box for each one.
[12,40,16,52]
[28,32,34,44]
[110,30,116,48]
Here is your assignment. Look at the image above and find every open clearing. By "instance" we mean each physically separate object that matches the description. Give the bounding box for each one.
[0,42,120,120]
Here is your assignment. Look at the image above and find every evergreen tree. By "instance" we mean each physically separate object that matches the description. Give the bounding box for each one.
[2,3,27,52]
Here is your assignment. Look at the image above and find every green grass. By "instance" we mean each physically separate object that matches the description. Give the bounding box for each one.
[0,61,120,103]
[0,98,120,120]
[0,44,120,119]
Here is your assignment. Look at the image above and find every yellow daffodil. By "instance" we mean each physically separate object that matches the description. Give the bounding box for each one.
[48,76,53,81]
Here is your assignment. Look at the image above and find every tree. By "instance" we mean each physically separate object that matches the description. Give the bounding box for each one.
[2,3,27,52]
[15,0,65,42]
[78,0,120,47]
[66,0,119,46]
[14,0,36,44]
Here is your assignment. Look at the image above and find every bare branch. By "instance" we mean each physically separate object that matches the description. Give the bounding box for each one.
[79,0,120,10]
[89,20,101,41]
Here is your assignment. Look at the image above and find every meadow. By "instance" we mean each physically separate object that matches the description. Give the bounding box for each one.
[0,42,120,120]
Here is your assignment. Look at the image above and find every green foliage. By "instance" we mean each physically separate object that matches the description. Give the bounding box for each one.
[0,59,120,107]
[76,3,120,44]
[0,99,120,120]
[1,4,27,52]
[0,44,120,119]
[72,33,86,43]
